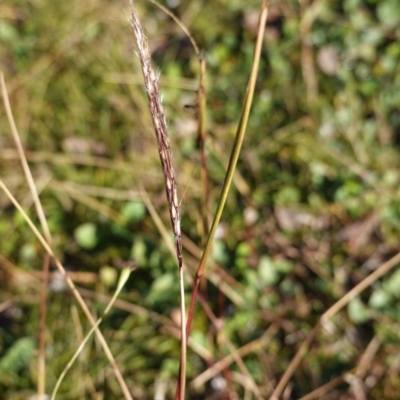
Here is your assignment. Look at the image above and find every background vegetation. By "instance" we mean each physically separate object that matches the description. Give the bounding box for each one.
[1,0,400,398]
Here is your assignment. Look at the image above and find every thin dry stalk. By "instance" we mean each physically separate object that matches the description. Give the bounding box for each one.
[0,70,51,398]
[299,0,318,104]
[298,374,347,400]
[195,54,209,330]
[0,181,133,400]
[50,269,132,400]
[129,2,186,398]
[37,254,50,396]
[197,54,210,243]
[145,0,199,56]
[272,250,400,398]
[1,148,138,172]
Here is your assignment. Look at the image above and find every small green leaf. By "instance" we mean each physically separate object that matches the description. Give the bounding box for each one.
[369,289,392,309]
[348,297,370,323]
[122,201,146,223]
[161,358,179,378]
[74,223,97,249]
[377,0,400,28]
[236,242,251,257]
[83,23,100,43]
[384,269,400,299]
[131,239,147,266]
[99,266,118,288]
[275,259,293,273]
[19,243,37,263]
[191,330,208,349]
[280,278,295,295]
[147,273,175,302]
[0,337,35,375]
[275,186,300,206]
[0,20,18,42]
[212,240,228,265]
[258,256,279,286]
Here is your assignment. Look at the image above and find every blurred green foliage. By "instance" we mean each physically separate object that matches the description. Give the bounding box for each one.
[2,0,400,398]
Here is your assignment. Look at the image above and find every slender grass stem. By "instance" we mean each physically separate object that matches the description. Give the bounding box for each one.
[1,70,52,399]
[175,1,269,398]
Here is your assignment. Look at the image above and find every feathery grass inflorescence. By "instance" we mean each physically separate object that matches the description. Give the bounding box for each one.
[129,3,183,270]
[129,2,187,398]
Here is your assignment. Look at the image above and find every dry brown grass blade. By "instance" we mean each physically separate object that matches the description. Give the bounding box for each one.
[299,0,321,104]
[0,72,51,241]
[197,54,210,244]
[1,148,141,172]
[1,70,51,398]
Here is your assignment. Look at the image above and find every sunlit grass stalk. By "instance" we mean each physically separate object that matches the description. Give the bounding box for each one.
[174,1,270,398]
[51,268,132,400]
[129,2,186,398]
[1,71,52,399]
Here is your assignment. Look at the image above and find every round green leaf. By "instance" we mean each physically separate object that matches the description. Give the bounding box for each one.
[348,297,370,323]
[99,266,118,288]
[0,20,18,42]
[369,289,392,309]
[212,240,228,265]
[147,273,175,303]
[377,0,400,28]
[258,256,279,286]
[131,238,147,266]
[122,201,146,223]
[74,223,97,250]
[19,243,37,263]
[384,269,400,299]
[236,242,251,257]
